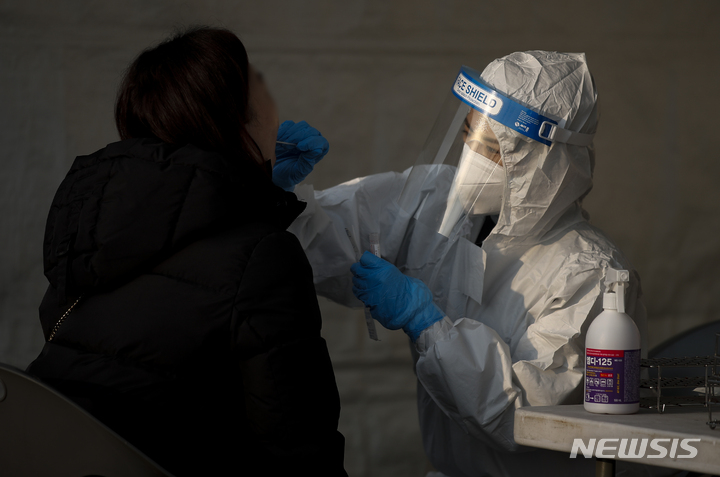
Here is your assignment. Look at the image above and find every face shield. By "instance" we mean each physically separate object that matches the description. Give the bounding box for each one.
[398,65,594,239]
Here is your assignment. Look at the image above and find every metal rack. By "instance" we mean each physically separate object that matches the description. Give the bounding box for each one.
[640,333,720,429]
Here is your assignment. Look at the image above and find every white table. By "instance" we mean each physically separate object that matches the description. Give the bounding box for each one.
[514,404,720,476]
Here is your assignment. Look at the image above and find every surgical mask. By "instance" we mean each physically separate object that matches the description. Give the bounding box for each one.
[459,143,505,216]
[438,143,505,236]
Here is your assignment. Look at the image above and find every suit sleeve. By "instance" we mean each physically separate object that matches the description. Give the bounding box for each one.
[232,230,347,476]
[288,171,412,307]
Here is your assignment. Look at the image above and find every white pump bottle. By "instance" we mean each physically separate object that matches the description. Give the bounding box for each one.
[584,268,641,414]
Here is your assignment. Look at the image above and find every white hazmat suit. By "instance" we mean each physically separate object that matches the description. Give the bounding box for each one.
[289,51,650,476]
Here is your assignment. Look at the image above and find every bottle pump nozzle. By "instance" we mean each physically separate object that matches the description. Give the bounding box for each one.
[604,268,629,314]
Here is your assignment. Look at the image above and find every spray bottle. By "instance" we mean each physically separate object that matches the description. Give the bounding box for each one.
[584,268,641,414]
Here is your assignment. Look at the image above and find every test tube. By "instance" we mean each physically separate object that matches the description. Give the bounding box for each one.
[369,233,380,258]
[345,228,380,341]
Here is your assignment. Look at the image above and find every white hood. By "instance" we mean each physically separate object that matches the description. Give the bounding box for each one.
[481,51,598,240]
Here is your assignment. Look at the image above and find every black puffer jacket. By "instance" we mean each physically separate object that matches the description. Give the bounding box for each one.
[27,138,347,476]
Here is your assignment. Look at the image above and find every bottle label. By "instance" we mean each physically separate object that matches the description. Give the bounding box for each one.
[585,348,640,404]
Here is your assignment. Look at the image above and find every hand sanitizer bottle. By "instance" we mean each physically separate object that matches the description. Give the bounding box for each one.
[584,268,641,414]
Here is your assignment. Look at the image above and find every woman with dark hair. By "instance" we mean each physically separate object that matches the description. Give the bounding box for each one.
[27,26,346,476]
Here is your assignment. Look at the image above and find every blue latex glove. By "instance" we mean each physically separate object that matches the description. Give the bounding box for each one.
[273,120,329,191]
[351,251,444,341]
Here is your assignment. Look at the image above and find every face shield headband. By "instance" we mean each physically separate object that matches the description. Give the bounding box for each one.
[453,66,594,147]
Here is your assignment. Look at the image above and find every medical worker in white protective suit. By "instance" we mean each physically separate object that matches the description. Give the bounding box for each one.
[278,51,657,476]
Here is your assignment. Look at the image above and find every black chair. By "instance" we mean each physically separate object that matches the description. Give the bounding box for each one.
[0,363,174,477]
[649,319,720,359]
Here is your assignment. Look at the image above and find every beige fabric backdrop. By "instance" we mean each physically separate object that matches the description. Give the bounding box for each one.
[1,1,719,475]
